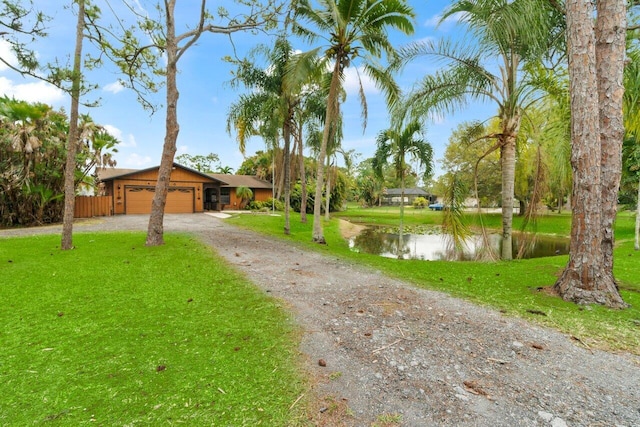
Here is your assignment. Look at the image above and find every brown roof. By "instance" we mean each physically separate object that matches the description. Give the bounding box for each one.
[96,164,227,184]
[209,174,272,189]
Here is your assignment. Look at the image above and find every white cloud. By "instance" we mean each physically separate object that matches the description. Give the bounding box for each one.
[121,153,153,168]
[424,11,467,29]
[0,40,17,71]
[103,81,124,94]
[177,145,188,155]
[0,76,65,105]
[103,125,137,148]
[343,67,379,97]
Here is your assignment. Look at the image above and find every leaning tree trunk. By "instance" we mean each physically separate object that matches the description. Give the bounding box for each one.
[554,0,626,308]
[61,0,85,250]
[146,8,179,247]
[312,60,341,244]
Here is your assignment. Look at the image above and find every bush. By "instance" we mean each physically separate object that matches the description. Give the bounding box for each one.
[413,197,428,209]
[247,198,283,212]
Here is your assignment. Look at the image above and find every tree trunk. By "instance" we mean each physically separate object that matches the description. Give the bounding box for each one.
[283,108,292,235]
[596,0,626,274]
[146,3,179,247]
[61,0,85,250]
[500,134,517,260]
[298,121,307,223]
[635,178,640,251]
[324,158,331,221]
[554,0,626,308]
[312,60,341,244]
[398,173,405,259]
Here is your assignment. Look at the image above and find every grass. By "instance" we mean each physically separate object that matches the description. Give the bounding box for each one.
[0,232,306,426]
[227,209,640,355]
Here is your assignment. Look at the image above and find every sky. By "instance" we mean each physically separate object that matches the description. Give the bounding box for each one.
[0,1,492,179]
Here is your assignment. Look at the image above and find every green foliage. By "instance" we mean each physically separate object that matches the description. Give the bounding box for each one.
[0,97,119,227]
[0,233,305,425]
[412,197,428,209]
[247,197,284,211]
[175,153,220,173]
[291,181,316,214]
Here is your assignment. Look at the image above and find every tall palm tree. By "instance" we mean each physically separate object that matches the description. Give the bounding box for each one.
[372,120,433,258]
[227,37,303,234]
[398,0,562,259]
[292,0,415,244]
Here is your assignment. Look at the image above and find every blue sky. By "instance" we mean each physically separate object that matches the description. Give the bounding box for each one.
[0,1,491,178]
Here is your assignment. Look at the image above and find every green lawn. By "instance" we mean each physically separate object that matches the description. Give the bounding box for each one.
[0,233,306,426]
[228,210,640,355]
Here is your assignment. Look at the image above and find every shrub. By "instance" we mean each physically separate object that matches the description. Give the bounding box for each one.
[413,197,428,209]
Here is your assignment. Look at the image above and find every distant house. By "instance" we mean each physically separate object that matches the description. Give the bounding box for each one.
[96,163,272,214]
[381,188,434,206]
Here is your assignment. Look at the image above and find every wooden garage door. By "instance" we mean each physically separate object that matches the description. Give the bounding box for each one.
[125,186,194,214]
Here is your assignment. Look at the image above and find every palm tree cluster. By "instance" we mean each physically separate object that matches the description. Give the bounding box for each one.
[0,97,118,227]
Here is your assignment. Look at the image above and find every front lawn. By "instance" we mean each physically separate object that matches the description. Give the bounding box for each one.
[0,233,306,425]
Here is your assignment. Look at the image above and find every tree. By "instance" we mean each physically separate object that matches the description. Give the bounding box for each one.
[292,0,415,244]
[398,0,563,259]
[228,37,308,235]
[175,153,220,173]
[553,0,627,307]
[61,0,87,250]
[623,46,640,250]
[112,0,283,246]
[235,185,254,208]
[372,120,433,258]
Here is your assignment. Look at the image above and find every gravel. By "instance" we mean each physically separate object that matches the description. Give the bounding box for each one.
[3,213,640,426]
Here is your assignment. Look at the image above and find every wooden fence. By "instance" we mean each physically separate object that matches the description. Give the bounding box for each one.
[74,196,113,218]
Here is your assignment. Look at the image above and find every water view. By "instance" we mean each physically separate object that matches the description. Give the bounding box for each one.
[349,227,570,261]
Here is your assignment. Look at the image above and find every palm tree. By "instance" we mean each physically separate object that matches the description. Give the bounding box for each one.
[228,37,312,235]
[397,0,562,259]
[372,120,433,258]
[235,186,254,209]
[292,0,416,244]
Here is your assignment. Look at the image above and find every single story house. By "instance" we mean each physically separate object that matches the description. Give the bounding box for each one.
[381,188,435,206]
[97,163,272,215]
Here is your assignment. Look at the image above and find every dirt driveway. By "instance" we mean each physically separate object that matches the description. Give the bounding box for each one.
[2,213,640,426]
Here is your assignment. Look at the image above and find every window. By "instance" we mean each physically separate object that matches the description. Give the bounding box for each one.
[220,188,230,205]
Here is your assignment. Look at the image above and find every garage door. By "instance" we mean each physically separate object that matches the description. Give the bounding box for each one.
[125,186,194,214]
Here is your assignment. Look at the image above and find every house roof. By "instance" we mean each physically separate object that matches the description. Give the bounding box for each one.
[384,188,429,196]
[96,163,227,184]
[208,174,273,189]
[95,165,272,189]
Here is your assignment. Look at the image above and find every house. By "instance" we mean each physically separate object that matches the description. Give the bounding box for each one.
[381,188,434,206]
[96,164,272,214]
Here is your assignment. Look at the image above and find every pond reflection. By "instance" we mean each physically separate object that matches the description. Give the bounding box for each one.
[349,228,569,261]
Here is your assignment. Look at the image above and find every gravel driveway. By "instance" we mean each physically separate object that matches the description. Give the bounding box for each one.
[2,213,640,426]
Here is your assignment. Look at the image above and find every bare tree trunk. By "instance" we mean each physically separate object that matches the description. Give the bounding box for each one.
[554,0,626,308]
[283,108,292,235]
[635,179,640,250]
[324,158,331,221]
[596,0,626,274]
[500,135,517,260]
[61,0,85,250]
[312,60,341,244]
[398,173,405,259]
[146,3,179,247]
[298,121,308,223]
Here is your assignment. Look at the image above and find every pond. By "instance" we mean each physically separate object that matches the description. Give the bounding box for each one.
[349,227,570,261]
